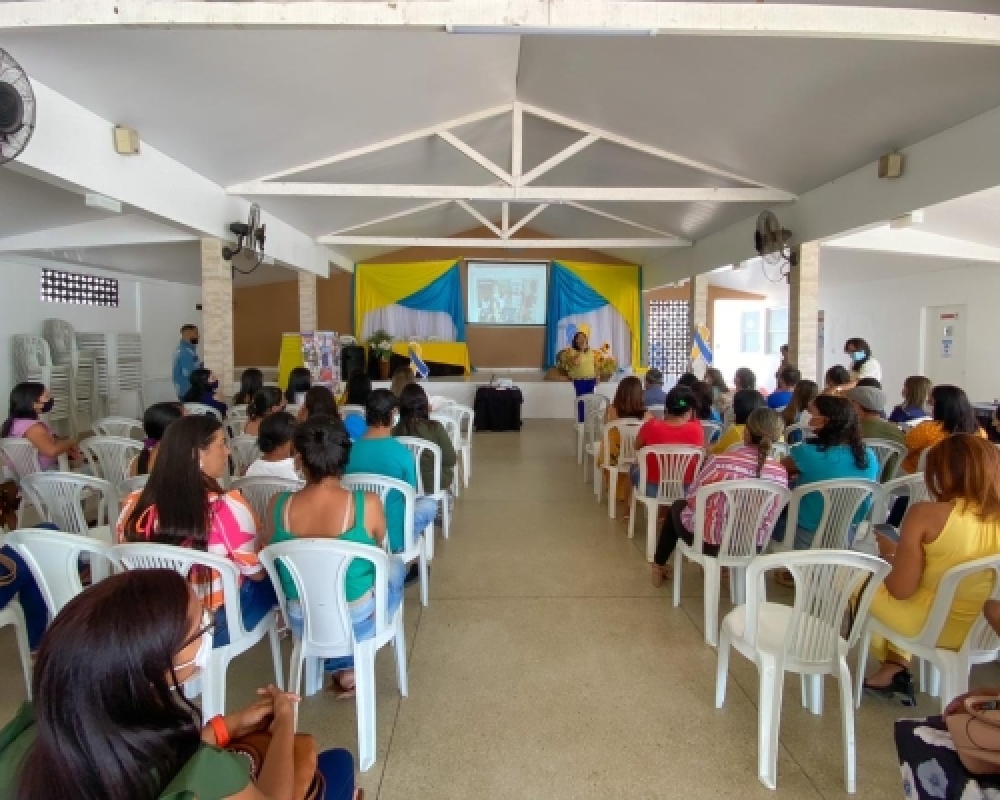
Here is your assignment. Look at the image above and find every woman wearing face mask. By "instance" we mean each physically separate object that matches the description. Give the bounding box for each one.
[118,415,278,649]
[1,382,79,470]
[844,337,882,385]
[183,368,229,419]
[0,568,362,800]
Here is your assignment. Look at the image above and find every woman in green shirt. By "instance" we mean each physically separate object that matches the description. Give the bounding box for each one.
[0,569,361,800]
[392,383,458,492]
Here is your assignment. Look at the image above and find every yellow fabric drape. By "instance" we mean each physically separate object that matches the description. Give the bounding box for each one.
[558,261,641,367]
[354,260,459,338]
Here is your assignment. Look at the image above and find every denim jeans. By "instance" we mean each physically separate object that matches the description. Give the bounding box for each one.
[573,378,597,422]
[212,575,279,649]
[628,464,659,498]
[286,555,407,672]
[413,496,438,537]
[0,545,49,650]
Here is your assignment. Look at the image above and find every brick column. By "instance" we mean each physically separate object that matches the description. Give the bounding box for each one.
[688,273,709,372]
[200,238,234,395]
[789,242,820,382]
[298,271,318,332]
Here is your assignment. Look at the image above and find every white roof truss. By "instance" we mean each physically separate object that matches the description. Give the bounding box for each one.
[317,236,686,250]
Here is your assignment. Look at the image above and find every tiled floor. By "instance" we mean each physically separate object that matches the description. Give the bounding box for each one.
[3,419,995,798]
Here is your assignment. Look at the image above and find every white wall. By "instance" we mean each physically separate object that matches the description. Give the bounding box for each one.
[0,256,201,419]
[712,297,784,392]
[819,257,1000,403]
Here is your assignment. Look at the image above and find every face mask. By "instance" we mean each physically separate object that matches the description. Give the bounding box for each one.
[39,398,54,414]
[174,611,213,681]
[209,380,219,391]
[851,351,866,362]
[190,337,199,346]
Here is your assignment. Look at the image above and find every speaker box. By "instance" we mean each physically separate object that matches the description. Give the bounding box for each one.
[341,344,366,381]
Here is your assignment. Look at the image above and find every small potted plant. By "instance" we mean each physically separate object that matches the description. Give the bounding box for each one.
[366,329,394,379]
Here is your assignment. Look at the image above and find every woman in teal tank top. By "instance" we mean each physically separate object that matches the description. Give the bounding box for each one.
[263,416,406,698]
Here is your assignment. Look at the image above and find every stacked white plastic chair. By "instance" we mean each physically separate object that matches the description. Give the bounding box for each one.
[716,551,890,793]
[43,319,98,435]
[76,331,144,418]
[575,393,609,464]
[628,445,704,562]
[594,419,642,519]
[672,479,791,646]
[259,538,408,772]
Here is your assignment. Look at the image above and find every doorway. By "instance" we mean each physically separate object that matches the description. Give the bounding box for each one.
[921,305,967,388]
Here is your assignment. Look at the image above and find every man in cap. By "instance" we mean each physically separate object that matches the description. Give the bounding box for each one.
[643,368,667,408]
[845,385,905,479]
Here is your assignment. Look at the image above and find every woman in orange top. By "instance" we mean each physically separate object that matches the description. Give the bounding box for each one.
[901,385,985,474]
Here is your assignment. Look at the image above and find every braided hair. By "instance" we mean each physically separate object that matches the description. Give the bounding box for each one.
[744,408,784,477]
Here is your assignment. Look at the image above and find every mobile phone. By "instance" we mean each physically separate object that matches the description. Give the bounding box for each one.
[873,523,901,543]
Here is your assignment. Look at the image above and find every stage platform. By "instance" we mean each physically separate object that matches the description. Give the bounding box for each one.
[373,371,622,420]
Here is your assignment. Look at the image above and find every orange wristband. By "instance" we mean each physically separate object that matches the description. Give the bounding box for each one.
[208,715,230,747]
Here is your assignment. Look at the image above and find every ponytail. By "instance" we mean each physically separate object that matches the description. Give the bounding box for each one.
[744,408,785,478]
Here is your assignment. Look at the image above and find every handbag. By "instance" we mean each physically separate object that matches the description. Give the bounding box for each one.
[226,731,325,800]
[943,690,1000,775]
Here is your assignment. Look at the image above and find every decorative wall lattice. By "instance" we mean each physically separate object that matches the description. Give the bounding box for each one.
[41,268,119,307]
[648,300,690,375]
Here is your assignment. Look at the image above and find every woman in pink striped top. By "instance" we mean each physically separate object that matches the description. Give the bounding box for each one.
[651,408,789,586]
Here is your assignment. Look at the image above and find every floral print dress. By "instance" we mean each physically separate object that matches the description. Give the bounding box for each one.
[896,716,1000,799]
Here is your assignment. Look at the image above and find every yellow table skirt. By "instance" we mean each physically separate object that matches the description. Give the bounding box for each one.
[391,341,471,374]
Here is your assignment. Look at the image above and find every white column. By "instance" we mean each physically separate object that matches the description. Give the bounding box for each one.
[201,238,234,395]
[298,271,318,332]
[789,242,820,382]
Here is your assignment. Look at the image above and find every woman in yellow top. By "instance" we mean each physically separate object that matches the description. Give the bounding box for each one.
[864,435,1000,701]
[569,331,597,423]
[901,385,985,474]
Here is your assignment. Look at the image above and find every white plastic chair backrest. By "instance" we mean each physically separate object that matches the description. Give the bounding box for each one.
[120,474,149,497]
[864,437,907,483]
[584,399,607,450]
[635,445,704,502]
[228,435,261,477]
[910,554,1000,653]
[785,421,812,446]
[601,419,643,467]
[693,479,792,559]
[183,403,222,420]
[7,529,117,614]
[396,436,442,496]
[260,538,391,650]
[341,404,365,418]
[78,436,144,492]
[229,405,248,420]
[429,414,460,451]
[340,473,416,554]
[114,542,244,645]
[770,442,790,460]
[94,416,143,439]
[230,475,304,526]
[700,421,722,445]
[20,472,116,535]
[785,478,880,550]
[428,396,455,412]
[744,550,890,666]
[284,404,301,418]
[440,404,474,446]
[874,473,931,523]
[227,416,248,439]
[647,404,665,420]
[901,416,931,429]
[0,438,43,480]
[577,393,610,424]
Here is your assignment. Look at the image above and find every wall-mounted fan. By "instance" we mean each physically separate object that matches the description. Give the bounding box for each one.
[0,48,36,165]
[223,203,267,273]
[754,210,793,281]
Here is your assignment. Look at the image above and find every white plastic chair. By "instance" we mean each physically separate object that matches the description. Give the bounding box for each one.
[183,402,223,420]
[674,479,792,646]
[228,435,261,478]
[1,438,68,481]
[594,419,642,519]
[440,403,474,489]
[780,478,880,551]
[784,421,812,446]
[78,436,143,497]
[113,542,283,718]
[259,538,408,772]
[341,474,429,607]
[397,436,450,546]
[429,413,462,497]
[341,404,366,418]
[0,601,32,698]
[647,404,665,420]
[226,414,248,440]
[716,550,890,793]
[6,529,117,615]
[427,396,455,412]
[870,472,931,528]
[230,475,304,536]
[856,554,1000,712]
[119,473,149,498]
[575,394,609,464]
[19,472,117,547]
[94,416,144,439]
[628,445,704,561]
[700,421,722,446]
[863,437,907,483]
[581,399,609,486]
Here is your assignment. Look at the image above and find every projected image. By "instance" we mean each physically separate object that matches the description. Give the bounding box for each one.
[468,262,548,326]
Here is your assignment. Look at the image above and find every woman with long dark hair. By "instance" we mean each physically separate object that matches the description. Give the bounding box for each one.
[117,415,277,648]
[245,386,284,437]
[844,336,882,383]
[0,568,360,800]
[285,366,312,405]
[1,382,78,470]
[781,379,819,428]
[132,401,184,476]
[823,365,852,394]
[298,386,342,423]
[342,371,371,440]
[690,380,721,422]
[774,394,879,550]
[183,368,228,418]
[901,384,984,474]
[232,367,264,407]
[264,416,405,699]
[391,383,457,492]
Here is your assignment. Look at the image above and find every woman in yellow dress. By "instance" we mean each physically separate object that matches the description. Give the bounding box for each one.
[569,331,597,423]
[864,434,1000,700]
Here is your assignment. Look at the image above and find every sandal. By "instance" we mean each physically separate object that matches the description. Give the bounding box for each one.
[774,569,795,588]
[327,671,356,700]
[863,666,916,706]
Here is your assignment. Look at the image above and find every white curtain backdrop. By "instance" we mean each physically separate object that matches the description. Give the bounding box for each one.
[360,305,456,342]
[561,305,633,368]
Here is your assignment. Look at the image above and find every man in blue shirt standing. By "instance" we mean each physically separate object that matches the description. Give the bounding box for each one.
[172,324,201,400]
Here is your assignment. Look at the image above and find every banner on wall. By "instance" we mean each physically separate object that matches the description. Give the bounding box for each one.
[300,331,341,393]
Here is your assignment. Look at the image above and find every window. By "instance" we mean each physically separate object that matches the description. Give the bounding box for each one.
[766,308,789,355]
[40,268,119,307]
[740,311,761,352]
[648,300,690,375]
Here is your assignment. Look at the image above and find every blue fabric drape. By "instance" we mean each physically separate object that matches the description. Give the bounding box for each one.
[545,263,608,368]
[397,264,465,342]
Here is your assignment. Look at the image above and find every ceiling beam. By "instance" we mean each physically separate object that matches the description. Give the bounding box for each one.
[438,131,513,185]
[317,235,686,249]
[455,200,503,237]
[6,2,1000,48]
[511,103,524,182]
[506,203,549,237]
[231,183,794,203]
[520,133,600,186]
[325,200,451,236]
[501,202,510,237]
[0,215,197,252]
[564,201,686,241]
